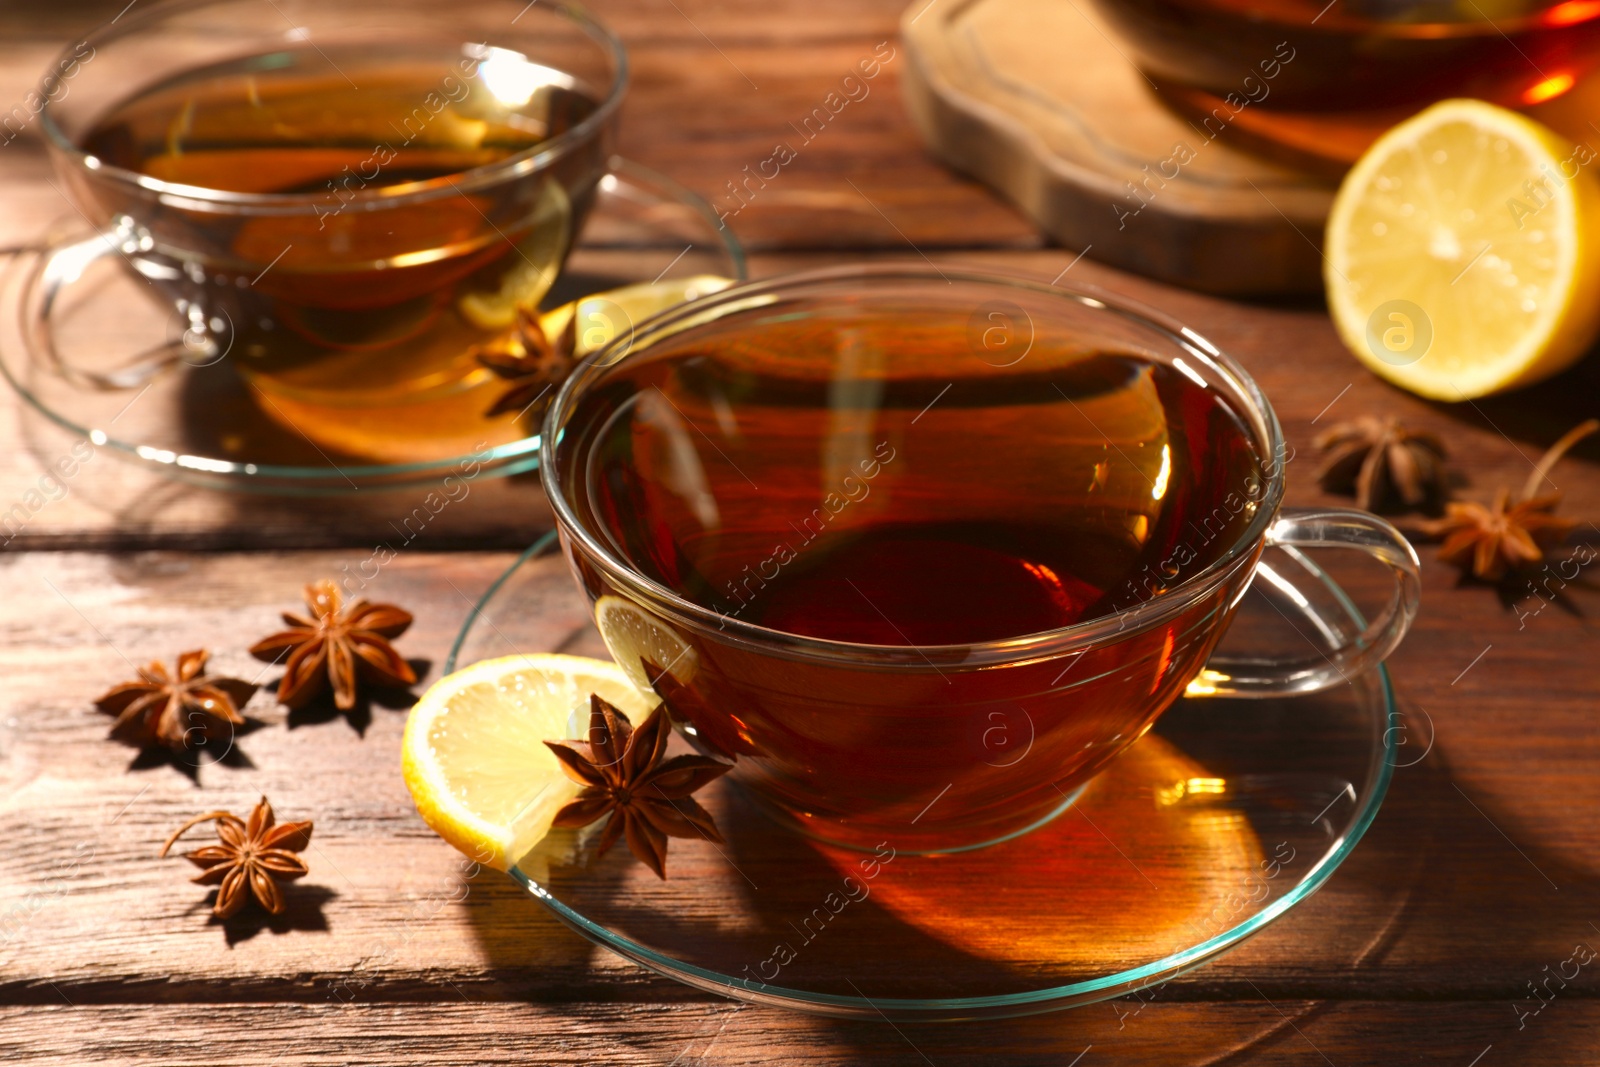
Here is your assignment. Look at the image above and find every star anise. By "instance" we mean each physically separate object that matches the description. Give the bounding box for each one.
[544,695,732,879]
[249,580,416,710]
[1315,415,1447,512]
[1417,419,1598,581]
[472,306,576,423]
[94,650,254,751]
[159,796,313,919]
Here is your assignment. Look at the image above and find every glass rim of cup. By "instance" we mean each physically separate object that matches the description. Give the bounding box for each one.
[540,262,1291,668]
[36,0,629,215]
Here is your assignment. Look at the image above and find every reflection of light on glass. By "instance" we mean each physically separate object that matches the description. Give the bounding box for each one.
[1150,628,1176,694]
[1150,444,1171,500]
[1022,561,1060,586]
[1190,811,1248,836]
[823,330,884,498]
[1156,776,1229,807]
[1543,0,1600,27]
[473,46,576,107]
[178,454,236,473]
[1523,71,1576,105]
[1021,561,1079,616]
[1171,357,1208,390]
[1254,560,1311,611]
[1183,668,1229,697]
[638,388,721,530]
[1179,326,1220,357]
[46,237,105,287]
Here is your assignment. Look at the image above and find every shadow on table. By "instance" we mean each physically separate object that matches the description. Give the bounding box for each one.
[811,695,1600,1065]
[180,883,338,948]
[277,669,429,738]
[122,719,266,781]
[1417,350,1600,462]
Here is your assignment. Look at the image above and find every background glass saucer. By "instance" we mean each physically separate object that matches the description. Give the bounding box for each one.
[0,158,745,495]
[450,534,1399,1021]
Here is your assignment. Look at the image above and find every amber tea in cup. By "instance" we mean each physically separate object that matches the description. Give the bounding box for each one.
[546,268,1421,853]
[37,0,624,459]
[1088,0,1600,169]
[583,340,1258,644]
[78,49,601,377]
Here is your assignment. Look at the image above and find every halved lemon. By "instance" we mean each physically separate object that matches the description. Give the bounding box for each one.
[593,594,698,694]
[401,654,655,870]
[1325,99,1600,400]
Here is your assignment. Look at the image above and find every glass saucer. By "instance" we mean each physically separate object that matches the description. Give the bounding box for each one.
[449,535,1398,1021]
[0,158,745,495]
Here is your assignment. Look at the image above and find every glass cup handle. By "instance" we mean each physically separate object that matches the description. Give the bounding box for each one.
[1187,507,1421,699]
[21,223,194,390]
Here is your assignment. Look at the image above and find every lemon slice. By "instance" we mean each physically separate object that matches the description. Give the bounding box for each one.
[401,653,655,870]
[457,180,573,330]
[540,275,736,358]
[593,594,698,694]
[1325,99,1600,400]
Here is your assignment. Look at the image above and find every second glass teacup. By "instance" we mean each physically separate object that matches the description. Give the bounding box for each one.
[543,265,1421,853]
[32,0,625,459]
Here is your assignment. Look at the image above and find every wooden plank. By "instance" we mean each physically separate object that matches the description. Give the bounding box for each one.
[0,0,913,43]
[621,37,1040,252]
[0,6,1594,1061]
[2,1000,1595,1066]
[2,549,1599,1007]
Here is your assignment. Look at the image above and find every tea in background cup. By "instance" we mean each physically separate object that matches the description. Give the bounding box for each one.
[36,0,625,459]
[1085,0,1600,169]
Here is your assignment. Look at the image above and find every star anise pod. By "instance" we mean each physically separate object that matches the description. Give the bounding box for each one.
[249,580,416,710]
[472,306,577,423]
[544,695,732,879]
[94,650,254,751]
[1315,415,1447,512]
[159,796,313,919]
[1417,419,1598,581]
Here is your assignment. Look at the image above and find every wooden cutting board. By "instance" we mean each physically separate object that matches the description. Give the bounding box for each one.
[900,0,1338,295]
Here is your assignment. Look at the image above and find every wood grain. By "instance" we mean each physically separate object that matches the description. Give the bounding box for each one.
[6,1001,1596,1066]
[1,0,1598,1062]
[2,550,1599,1008]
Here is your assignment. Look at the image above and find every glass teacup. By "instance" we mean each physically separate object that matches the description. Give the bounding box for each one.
[30,0,625,460]
[1085,0,1600,170]
[543,265,1420,854]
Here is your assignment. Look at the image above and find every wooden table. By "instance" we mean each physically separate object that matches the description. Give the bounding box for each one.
[5,2,1600,1063]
